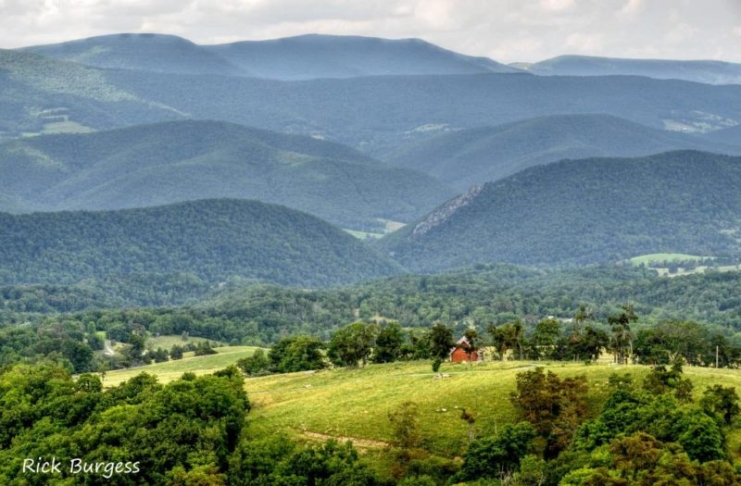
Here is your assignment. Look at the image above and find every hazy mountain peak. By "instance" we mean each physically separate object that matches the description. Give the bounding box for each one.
[523,54,741,85]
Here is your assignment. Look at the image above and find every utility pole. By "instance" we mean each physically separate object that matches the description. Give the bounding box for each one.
[716,345,719,369]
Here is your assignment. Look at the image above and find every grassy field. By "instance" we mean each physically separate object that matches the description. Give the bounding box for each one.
[147,335,221,349]
[629,253,709,265]
[245,360,741,458]
[99,356,741,459]
[101,346,261,387]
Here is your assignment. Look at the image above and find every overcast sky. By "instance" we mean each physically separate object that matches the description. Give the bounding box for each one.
[2,0,740,63]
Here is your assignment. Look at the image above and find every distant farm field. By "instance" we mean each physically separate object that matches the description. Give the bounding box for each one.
[101,346,262,386]
[146,334,222,349]
[628,253,709,265]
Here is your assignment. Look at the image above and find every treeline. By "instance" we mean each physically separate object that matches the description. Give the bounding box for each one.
[237,310,741,379]
[3,264,741,332]
[4,265,741,372]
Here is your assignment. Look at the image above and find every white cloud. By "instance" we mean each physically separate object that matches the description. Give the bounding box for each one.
[565,32,605,53]
[540,0,575,12]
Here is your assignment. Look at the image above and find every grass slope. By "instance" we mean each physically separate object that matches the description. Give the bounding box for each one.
[0,199,403,288]
[521,55,741,85]
[386,114,741,189]
[102,346,261,386]
[0,120,454,230]
[102,358,741,459]
[381,151,741,271]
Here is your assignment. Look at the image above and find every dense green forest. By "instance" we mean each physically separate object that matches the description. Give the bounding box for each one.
[0,120,453,230]
[0,199,401,289]
[381,151,741,271]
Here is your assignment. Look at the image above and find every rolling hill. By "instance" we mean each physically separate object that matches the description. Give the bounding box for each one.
[21,33,519,79]
[380,151,741,272]
[517,55,741,85]
[0,199,402,288]
[386,114,741,189]
[0,120,454,230]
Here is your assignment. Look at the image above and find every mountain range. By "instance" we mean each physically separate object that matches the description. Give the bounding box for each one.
[20,33,520,79]
[380,151,741,271]
[4,41,741,156]
[0,120,453,230]
[386,114,741,189]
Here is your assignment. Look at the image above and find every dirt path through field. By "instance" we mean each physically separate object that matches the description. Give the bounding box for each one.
[301,431,389,449]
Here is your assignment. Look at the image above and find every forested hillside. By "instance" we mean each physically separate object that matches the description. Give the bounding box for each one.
[0,199,401,289]
[381,151,741,271]
[0,120,453,229]
[387,114,741,189]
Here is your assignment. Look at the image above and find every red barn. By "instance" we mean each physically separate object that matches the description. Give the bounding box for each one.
[450,336,479,363]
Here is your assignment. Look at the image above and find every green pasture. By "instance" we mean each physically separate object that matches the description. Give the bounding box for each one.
[101,356,741,460]
[101,346,261,387]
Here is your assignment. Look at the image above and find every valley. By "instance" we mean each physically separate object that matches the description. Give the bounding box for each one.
[2,28,741,486]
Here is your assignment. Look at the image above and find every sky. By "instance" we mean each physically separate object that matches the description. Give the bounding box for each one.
[1,0,740,63]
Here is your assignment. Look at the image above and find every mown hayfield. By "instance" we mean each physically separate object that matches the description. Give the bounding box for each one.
[245,361,628,456]
[245,361,741,458]
[101,346,262,387]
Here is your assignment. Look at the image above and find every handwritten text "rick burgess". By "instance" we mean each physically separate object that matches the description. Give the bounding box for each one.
[23,457,140,479]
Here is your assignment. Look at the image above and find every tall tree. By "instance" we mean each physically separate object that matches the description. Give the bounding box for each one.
[608,304,638,364]
[428,322,454,361]
[328,322,378,368]
[373,322,404,364]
